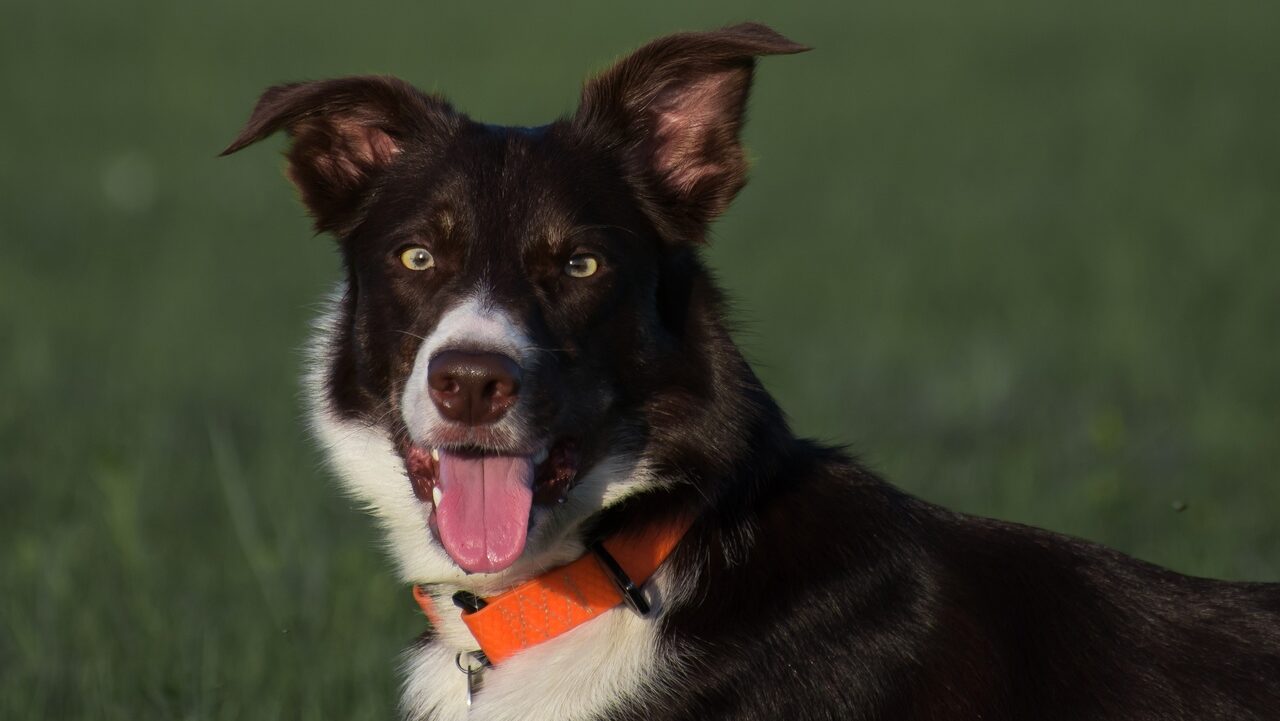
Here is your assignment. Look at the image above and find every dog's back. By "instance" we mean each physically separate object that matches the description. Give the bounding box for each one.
[645,456,1280,719]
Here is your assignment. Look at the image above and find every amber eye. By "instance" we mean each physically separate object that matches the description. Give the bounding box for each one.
[565,254,599,278]
[399,247,434,271]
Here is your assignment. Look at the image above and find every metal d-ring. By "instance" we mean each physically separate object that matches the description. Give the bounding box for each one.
[455,650,487,707]
[454,650,486,674]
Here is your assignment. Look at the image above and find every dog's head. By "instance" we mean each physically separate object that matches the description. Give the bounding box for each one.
[223,24,805,586]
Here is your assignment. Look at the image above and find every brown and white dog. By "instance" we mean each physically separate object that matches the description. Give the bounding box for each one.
[223,23,1280,721]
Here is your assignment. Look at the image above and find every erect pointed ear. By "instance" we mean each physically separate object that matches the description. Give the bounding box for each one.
[573,23,808,236]
[221,76,459,235]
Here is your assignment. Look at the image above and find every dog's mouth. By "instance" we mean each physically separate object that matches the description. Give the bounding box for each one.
[399,438,579,574]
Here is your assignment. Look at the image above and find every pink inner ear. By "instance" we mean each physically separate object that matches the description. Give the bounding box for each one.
[648,69,745,194]
[303,117,401,190]
[347,122,400,167]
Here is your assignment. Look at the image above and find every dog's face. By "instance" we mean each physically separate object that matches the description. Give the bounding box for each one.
[223,25,806,585]
[315,124,677,578]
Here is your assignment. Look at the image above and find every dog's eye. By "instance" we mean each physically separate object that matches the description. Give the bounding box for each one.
[564,254,599,278]
[399,247,435,271]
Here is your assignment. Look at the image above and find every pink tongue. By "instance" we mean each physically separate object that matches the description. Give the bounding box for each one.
[435,452,534,573]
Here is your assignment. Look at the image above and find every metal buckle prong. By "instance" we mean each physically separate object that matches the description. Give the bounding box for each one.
[590,542,652,616]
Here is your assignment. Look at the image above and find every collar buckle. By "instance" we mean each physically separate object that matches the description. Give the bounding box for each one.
[590,542,651,616]
[452,589,488,614]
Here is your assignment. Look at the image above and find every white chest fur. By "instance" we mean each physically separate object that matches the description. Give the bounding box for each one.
[401,595,676,721]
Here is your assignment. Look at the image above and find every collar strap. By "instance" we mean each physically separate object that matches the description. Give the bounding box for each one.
[414,516,692,665]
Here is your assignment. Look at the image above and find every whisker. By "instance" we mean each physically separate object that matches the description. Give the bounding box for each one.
[392,330,568,356]
[567,223,639,239]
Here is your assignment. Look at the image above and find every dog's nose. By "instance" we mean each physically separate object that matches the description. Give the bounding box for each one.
[426,350,522,425]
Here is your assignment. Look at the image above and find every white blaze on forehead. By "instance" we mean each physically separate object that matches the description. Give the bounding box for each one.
[401,295,532,442]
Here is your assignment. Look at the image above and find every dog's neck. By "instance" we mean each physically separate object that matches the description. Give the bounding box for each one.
[648,271,796,501]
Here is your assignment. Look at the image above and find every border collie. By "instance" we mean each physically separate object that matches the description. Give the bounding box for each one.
[223,23,1280,721]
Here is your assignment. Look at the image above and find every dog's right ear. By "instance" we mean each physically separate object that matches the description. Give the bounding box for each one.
[221,76,459,235]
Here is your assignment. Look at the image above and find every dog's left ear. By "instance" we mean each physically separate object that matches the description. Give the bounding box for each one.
[574,23,808,236]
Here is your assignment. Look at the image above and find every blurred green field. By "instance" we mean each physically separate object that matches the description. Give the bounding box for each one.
[2,0,1278,718]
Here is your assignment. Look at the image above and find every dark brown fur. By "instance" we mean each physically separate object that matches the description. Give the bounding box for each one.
[224,23,1280,720]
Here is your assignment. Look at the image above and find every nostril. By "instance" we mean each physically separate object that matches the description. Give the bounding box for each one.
[486,372,520,400]
[430,376,460,395]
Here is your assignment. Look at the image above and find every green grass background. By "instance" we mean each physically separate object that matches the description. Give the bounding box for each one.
[2,0,1277,717]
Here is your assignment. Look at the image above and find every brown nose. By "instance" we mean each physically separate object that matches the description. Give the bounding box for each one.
[427,350,522,425]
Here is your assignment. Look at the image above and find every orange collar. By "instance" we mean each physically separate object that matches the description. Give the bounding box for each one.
[413,516,692,665]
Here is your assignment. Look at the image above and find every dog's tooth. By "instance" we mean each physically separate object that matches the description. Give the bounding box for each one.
[430,448,440,461]
[432,487,443,506]
[533,447,549,465]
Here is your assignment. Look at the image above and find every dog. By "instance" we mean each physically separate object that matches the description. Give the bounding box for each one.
[223,22,1280,721]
